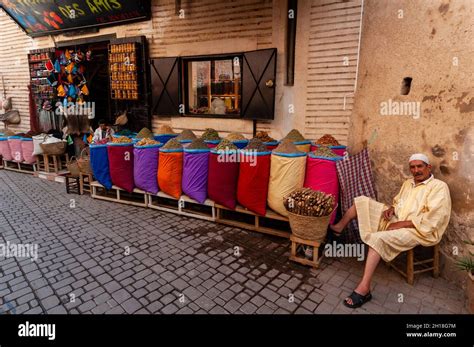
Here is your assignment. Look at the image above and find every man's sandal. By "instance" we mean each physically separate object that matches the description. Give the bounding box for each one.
[343,291,372,309]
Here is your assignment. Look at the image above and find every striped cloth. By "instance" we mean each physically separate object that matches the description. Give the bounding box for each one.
[336,148,377,243]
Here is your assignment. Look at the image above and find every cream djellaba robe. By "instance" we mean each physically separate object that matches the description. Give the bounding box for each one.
[354,175,451,262]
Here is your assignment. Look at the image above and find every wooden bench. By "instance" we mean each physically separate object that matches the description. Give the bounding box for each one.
[387,244,440,285]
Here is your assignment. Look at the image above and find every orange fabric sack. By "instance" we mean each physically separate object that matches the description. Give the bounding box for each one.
[157,149,183,199]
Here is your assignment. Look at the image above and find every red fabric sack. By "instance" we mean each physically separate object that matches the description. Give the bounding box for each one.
[107,143,134,193]
[237,151,271,216]
[208,151,240,209]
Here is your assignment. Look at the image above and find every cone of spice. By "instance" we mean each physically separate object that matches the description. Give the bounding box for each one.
[136,127,154,139]
[187,138,208,149]
[244,138,267,152]
[255,131,276,143]
[311,145,340,158]
[274,138,303,154]
[283,129,305,141]
[215,139,238,151]
[315,134,340,146]
[161,138,182,149]
[157,124,175,134]
[176,129,197,141]
[201,128,220,140]
[226,132,246,141]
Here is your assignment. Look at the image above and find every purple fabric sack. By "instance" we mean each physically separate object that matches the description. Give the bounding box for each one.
[133,144,162,194]
[182,149,210,203]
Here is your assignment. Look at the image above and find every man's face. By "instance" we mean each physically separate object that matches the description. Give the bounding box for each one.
[409,160,431,183]
[99,124,106,130]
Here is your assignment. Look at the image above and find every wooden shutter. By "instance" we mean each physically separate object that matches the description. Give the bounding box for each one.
[241,48,277,120]
[150,57,181,115]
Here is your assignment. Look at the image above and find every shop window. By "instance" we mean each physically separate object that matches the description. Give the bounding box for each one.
[183,56,242,116]
[150,48,277,120]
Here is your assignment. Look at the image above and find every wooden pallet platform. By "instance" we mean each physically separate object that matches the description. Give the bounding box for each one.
[34,170,69,183]
[148,192,216,221]
[2,160,37,174]
[91,181,148,207]
[215,204,291,239]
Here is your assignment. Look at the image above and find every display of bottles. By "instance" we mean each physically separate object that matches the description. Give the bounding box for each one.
[109,43,139,100]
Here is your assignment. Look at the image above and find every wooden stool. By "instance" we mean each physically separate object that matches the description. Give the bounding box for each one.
[388,244,440,285]
[289,235,323,268]
[65,174,80,195]
[79,172,93,195]
[37,153,69,173]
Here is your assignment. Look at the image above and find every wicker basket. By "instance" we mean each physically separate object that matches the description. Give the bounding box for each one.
[287,211,332,242]
[67,156,81,176]
[40,141,66,155]
[77,147,92,174]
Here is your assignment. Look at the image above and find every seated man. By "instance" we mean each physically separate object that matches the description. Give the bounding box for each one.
[330,153,451,308]
[92,119,114,143]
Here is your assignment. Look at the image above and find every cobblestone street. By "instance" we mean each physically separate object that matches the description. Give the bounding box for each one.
[0,170,468,314]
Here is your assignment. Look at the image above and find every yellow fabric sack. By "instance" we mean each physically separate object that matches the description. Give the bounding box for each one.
[267,153,306,216]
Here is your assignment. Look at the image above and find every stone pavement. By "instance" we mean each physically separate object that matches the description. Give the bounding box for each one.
[0,170,468,314]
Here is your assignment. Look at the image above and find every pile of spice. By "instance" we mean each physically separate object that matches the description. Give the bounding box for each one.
[215,139,238,151]
[112,136,133,143]
[274,139,303,154]
[315,134,340,146]
[226,132,246,141]
[255,131,276,142]
[161,138,182,149]
[136,138,160,146]
[176,129,197,141]
[244,138,267,152]
[284,188,335,217]
[201,128,220,140]
[156,124,175,134]
[136,127,154,139]
[187,138,208,149]
[283,129,305,141]
[312,145,339,158]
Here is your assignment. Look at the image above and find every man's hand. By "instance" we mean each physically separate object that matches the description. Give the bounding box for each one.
[383,206,395,221]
